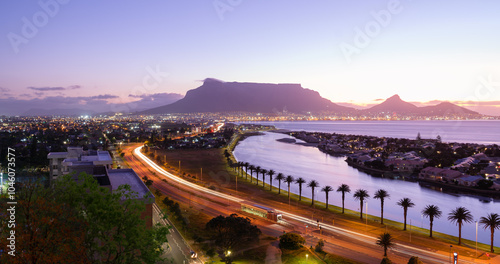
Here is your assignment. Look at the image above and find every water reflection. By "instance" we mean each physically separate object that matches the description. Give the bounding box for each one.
[234,132,499,246]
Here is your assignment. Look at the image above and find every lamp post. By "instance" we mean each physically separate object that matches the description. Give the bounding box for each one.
[306,254,309,263]
[475,220,478,258]
[449,245,453,263]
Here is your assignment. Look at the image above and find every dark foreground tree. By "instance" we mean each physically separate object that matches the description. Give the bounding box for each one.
[279,233,305,250]
[397,198,415,231]
[479,213,500,253]
[448,206,473,245]
[376,232,395,257]
[407,256,424,264]
[0,173,170,264]
[206,214,261,259]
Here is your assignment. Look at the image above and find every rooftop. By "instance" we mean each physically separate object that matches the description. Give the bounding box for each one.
[107,169,154,202]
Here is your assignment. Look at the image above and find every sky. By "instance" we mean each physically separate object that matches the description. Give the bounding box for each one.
[1,0,500,115]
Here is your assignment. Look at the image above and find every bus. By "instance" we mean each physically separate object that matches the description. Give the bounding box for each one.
[240,201,282,222]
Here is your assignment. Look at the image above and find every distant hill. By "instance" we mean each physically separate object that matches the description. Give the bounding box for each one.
[140,78,354,114]
[365,94,418,114]
[364,94,480,116]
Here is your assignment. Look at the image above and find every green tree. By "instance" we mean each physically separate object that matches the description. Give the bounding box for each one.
[374,189,390,224]
[315,239,325,252]
[376,232,395,257]
[479,213,500,253]
[279,233,305,250]
[422,205,442,237]
[268,169,275,190]
[308,180,319,207]
[397,198,415,231]
[448,206,473,245]
[205,214,261,257]
[337,184,351,214]
[380,257,393,264]
[353,189,369,219]
[275,173,285,194]
[285,175,294,199]
[295,177,306,201]
[2,173,171,264]
[321,185,333,209]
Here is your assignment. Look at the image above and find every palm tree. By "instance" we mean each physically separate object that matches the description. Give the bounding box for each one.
[268,169,275,191]
[448,207,473,245]
[336,184,351,214]
[275,173,285,194]
[255,166,261,185]
[295,177,306,201]
[422,205,442,237]
[353,189,369,219]
[261,169,268,187]
[373,189,390,224]
[285,175,294,199]
[238,161,243,176]
[321,185,333,209]
[397,198,415,231]
[307,180,319,207]
[243,162,250,179]
[479,213,500,253]
[376,232,395,257]
[248,165,255,183]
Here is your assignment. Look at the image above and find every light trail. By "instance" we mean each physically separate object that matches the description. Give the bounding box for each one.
[135,146,478,264]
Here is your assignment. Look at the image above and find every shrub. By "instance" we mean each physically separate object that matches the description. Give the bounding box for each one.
[279,233,305,250]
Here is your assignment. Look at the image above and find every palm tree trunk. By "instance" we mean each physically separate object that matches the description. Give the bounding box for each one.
[384,247,387,257]
[299,187,302,201]
[278,182,281,194]
[342,193,345,213]
[458,223,462,245]
[403,208,407,231]
[430,219,433,237]
[326,193,329,209]
[311,191,315,207]
[360,200,363,219]
[381,200,384,224]
[491,229,495,253]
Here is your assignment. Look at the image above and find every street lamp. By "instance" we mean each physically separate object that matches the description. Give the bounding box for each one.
[306,254,308,263]
[449,245,453,263]
[475,220,478,258]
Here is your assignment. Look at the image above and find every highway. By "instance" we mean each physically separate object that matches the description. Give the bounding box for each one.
[129,145,494,264]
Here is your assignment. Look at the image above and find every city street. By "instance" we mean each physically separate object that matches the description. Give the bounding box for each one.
[122,143,498,264]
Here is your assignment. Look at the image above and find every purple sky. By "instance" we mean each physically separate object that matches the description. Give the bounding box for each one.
[1,0,499,115]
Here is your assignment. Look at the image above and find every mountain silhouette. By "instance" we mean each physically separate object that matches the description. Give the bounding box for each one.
[364,95,480,116]
[140,78,354,114]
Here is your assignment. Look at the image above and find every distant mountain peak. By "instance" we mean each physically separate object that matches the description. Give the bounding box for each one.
[387,94,401,101]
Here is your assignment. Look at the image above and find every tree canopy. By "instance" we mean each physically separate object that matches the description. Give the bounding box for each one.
[205,214,261,254]
[0,173,170,264]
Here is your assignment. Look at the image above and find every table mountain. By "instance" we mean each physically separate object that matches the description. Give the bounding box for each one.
[140,78,353,114]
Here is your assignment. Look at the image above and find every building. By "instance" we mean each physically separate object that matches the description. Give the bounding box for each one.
[48,147,113,184]
[419,167,463,182]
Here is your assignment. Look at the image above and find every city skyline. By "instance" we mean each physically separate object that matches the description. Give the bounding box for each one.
[1,1,500,115]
